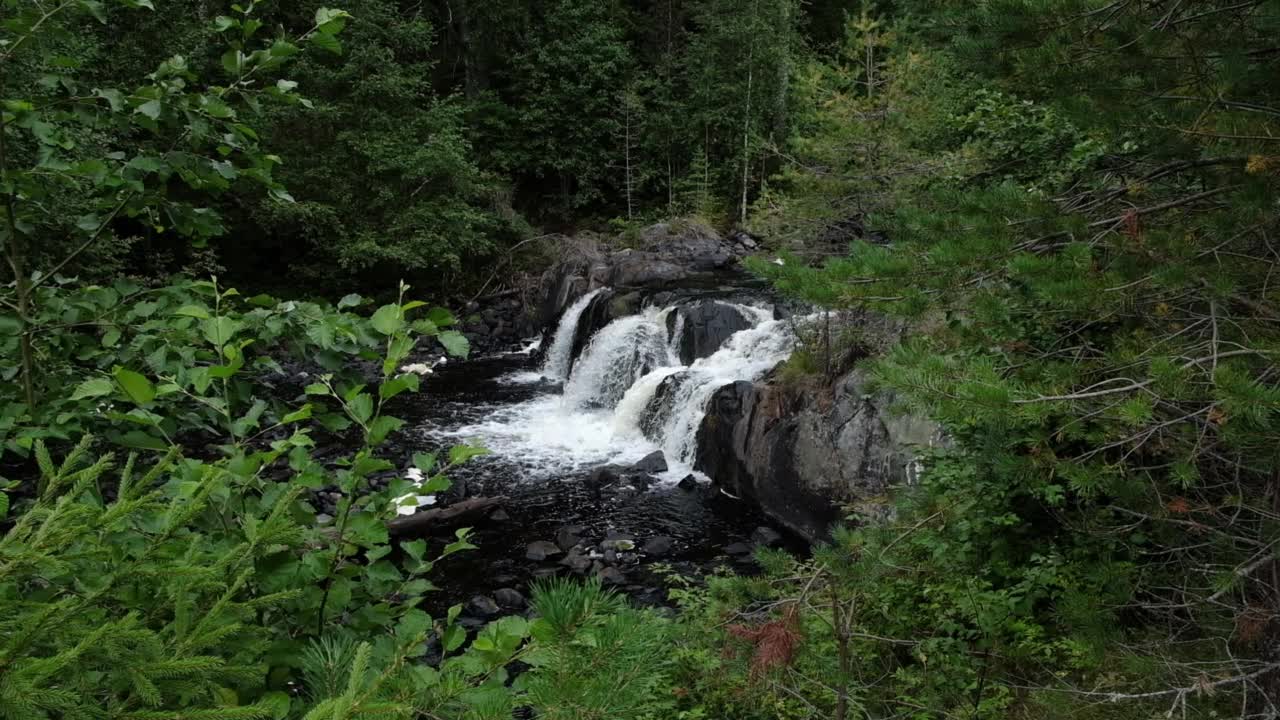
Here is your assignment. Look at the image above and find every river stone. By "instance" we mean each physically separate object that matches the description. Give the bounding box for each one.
[560,550,592,574]
[586,465,623,488]
[488,508,511,522]
[667,300,754,364]
[525,541,563,561]
[467,595,500,617]
[677,474,700,491]
[597,566,627,586]
[693,355,945,542]
[751,526,784,548]
[724,542,752,556]
[632,450,668,474]
[555,525,585,551]
[601,531,636,552]
[494,588,526,610]
[642,536,674,557]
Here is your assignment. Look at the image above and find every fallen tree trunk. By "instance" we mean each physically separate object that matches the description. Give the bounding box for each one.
[386,496,508,535]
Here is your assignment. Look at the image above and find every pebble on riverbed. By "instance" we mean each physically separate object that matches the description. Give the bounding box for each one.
[525,541,563,561]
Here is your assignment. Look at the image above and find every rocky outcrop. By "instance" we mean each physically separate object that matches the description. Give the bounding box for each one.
[539,220,746,327]
[695,369,943,542]
[666,300,754,364]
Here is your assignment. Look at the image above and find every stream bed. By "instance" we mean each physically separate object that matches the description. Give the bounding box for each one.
[391,290,803,614]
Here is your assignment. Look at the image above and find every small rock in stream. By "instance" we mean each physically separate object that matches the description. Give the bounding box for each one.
[724,542,753,556]
[467,595,500,617]
[597,567,627,586]
[525,541,563,561]
[642,536,674,557]
[555,525,585,551]
[488,508,511,522]
[560,550,593,575]
[751,526,784,548]
[632,450,668,474]
[601,536,636,552]
[677,474,700,491]
[494,588,527,609]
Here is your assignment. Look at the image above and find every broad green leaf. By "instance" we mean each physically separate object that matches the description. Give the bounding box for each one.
[221,49,245,76]
[413,452,437,474]
[370,304,404,336]
[174,305,210,319]
[397,609,432,640]
[349,393,373,424]
[367,416,404,446]
[448,444,490,465]
[282,404,312,424]
[427,307,456,327]
[135,99,162,120]
[314,7,350,32]
[71,377,115,401]
[437,331,470,358]
[304,382,331,396]
[201,316,243,347]
[116,430,168,450]
[310,31,342,54]
[379,374,419,401]
[442,624,466,653]
[421,475,452,494]
[402,539,427,561]
[113,368,155,406]
[337,293,364,309]
[0,492,7,520]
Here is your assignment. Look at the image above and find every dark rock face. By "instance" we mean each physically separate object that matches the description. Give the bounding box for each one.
[695,370,943,542]
[525,541,563,561]
[494,588,526,610]
[467,595,500,617]
[632,450,668,474]
[667,300,754,364]
[539,221,746,330]
[642,536,674,557]
[640,372,687,441]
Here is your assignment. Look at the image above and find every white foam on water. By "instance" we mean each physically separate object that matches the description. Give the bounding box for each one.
[540,288,607,381]
[562,306,678,410]
[431,298,801,483]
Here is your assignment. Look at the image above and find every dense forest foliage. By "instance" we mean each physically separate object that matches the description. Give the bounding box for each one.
[2,0,1279,718]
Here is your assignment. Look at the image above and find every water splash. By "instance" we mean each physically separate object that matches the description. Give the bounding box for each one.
[563,306,677,410]
[652,316,798,464]
[433,298,800,483]
[540,288,607,380]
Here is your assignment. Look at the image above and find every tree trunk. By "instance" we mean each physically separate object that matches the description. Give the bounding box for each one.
[0,63,35,408]
[739,1,757,226]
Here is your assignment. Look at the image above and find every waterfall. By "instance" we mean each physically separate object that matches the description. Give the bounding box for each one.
[541,288,607,380]
[435,295,801,482]
[652,317,797,464]
[563,307,677,409]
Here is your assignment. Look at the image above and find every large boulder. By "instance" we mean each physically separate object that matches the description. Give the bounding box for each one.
[539,221,743,327]
[695,369,944,542]
[667,300,755,364]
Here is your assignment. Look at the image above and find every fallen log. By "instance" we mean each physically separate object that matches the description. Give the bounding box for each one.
[386,496,509,535]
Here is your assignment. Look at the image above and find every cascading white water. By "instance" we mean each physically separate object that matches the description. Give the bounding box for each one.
[540,288,607,380]
[651,316,799,464]
[433,295,801,481]
[562,306,677,409]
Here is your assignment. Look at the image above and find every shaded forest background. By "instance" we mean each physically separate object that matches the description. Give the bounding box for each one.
[15,0,844,296]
